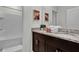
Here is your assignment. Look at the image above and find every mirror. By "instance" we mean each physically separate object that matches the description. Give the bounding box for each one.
[55,6,79,30]
[67,7,79,30]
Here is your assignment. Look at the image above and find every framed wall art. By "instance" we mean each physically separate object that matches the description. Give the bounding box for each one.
[45,13,49,21]
[33,10,40,20]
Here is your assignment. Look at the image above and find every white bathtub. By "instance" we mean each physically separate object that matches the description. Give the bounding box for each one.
[0,35,23,52]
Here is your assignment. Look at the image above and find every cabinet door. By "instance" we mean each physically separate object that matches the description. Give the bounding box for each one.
[33,32,45,52]
[46,42,66,52]
[33,32,39,52]
[45,36,67,52]
[38,38,45,52]
[45,36,56,52]
[34,39,39,52]
[46,42,56,52]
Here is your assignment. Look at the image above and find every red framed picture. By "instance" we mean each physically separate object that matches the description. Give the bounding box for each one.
[45,13,49,21]
[33,10,40,20]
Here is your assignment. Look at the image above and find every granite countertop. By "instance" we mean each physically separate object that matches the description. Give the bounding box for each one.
[32,29,79,43]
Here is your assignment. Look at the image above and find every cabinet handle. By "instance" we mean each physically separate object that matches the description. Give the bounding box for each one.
[56,49,62,52]
[36,40,38,45]
[56,49,58,52]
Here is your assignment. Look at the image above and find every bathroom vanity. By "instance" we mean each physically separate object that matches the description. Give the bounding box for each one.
[32,29,79,52]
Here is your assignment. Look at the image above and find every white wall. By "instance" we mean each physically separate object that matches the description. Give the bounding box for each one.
[56,7,67,28]
[0,6,23,51]
[23,7,32,52]
[2,13,22,37]
[23,6,57,52]
[0,7,22,37]
[0,6,23,40]
[5,6,22,10]
[31,6,54,28]
[43,6,54,26]
[31,6,43,28]
[3,7,22,15]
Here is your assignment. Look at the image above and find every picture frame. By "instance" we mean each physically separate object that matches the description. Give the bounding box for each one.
[33,10,40,20]
[45,13,49,21]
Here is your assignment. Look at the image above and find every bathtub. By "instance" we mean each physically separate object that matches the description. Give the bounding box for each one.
[0,35,23,52]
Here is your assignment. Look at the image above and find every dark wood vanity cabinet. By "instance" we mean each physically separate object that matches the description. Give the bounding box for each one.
[32,32,79,52]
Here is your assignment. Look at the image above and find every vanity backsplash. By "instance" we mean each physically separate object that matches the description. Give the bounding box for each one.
[59,28,79,34]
